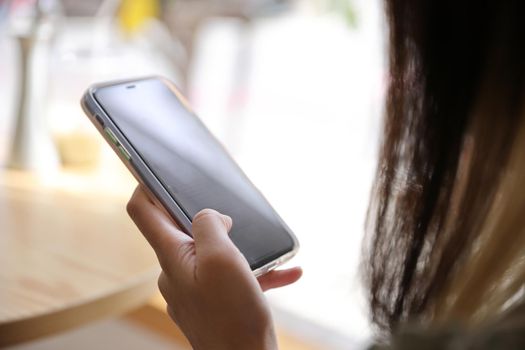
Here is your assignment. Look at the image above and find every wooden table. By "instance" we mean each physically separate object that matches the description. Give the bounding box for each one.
[0,170,159,346]
[0,170,324,349]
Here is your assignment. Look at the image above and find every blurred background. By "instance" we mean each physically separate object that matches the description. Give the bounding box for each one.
[0,0,386,348]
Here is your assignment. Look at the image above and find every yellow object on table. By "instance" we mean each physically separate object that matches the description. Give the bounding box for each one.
[0,170,159,346]
[119,0,159,34]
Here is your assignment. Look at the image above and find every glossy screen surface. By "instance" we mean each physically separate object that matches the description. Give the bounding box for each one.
[94,78,295,269]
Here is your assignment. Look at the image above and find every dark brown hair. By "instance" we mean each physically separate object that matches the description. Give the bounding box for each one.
[365,0,525,334]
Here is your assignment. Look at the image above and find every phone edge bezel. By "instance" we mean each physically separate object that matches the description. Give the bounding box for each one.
[80,76,300,277]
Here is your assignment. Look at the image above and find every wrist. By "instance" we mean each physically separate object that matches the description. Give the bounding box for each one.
[191,324,278,350]
[237,325,278,350]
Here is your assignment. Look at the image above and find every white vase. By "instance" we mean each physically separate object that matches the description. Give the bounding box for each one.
[7,29,60,174]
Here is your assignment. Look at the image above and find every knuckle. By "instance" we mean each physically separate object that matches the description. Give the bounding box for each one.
[157,254,176,278]
[200,249,243,272]
[158,242,194,279]
[175,241,194,263]
[126,198,139,219]
[157,274,167,295]
[222,215,233,232]
[164,242,192,274]
[193,208,231,232]
[192,208,219,224]
[166,305,175,322]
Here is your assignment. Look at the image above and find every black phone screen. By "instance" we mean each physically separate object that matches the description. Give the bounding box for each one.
[94,78,295,269]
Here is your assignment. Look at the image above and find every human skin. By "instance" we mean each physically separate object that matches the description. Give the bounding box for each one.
[127,185,303,350]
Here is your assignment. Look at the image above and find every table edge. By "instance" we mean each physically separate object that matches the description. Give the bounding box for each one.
[0,269,159,346]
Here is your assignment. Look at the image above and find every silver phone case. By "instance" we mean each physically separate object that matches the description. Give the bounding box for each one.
[80,76,299,277]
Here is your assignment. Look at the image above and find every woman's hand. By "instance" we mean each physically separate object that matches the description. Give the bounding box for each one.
[127,185,302,350]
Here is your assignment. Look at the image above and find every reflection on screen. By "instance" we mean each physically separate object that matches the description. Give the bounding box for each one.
[94,78,294,268]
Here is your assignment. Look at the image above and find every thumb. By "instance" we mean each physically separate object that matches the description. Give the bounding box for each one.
[191,209,235,257]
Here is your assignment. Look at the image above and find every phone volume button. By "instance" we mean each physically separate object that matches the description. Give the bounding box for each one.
[118,145,131,161]
[104,127,119,145]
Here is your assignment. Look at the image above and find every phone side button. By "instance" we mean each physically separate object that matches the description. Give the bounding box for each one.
[104,127,119,145]
[94,114,104,126]
[118,145,131,161]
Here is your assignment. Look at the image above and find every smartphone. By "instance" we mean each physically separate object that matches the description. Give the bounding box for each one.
[81,76,299,276]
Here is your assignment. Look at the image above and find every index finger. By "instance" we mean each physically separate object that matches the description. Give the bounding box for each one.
[127,185,193,269]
